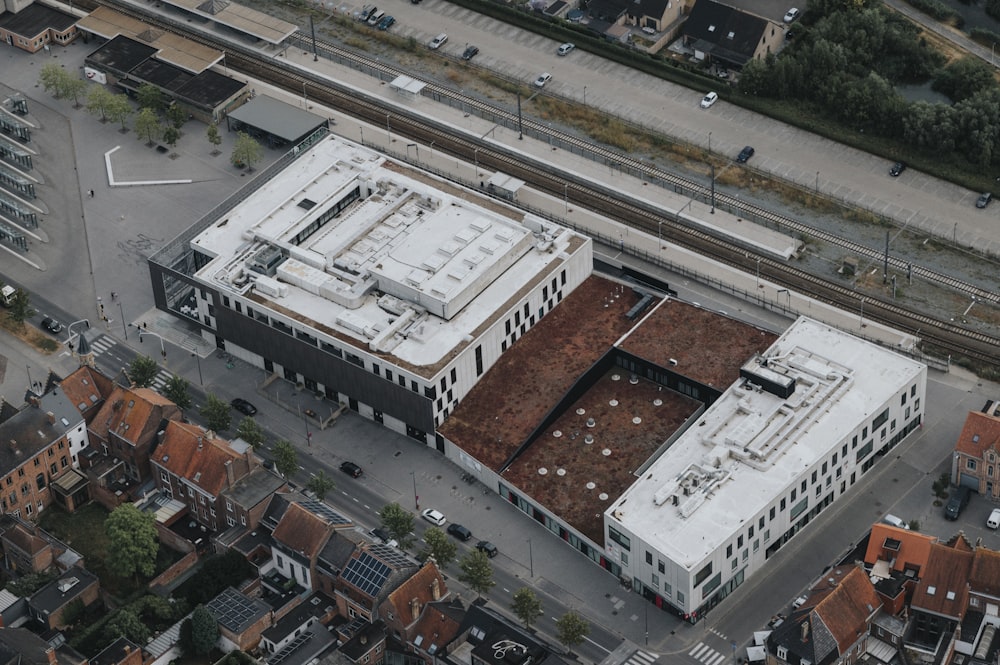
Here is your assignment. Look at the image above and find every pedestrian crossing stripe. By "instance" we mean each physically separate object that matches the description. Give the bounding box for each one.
[90,336,115,353]
[625,651,657,665]
[689,643,725,665]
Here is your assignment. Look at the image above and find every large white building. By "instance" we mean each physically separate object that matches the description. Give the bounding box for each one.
[605,317,926,619]
[149,132,592,444]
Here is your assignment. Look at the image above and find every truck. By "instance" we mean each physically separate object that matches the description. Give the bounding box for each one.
[0,285,15,307]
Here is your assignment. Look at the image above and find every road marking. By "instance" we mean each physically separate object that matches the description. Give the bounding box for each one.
[583,636,611,653]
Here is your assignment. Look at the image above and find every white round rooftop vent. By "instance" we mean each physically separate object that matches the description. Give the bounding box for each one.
[599,493,609,501]
[556,468,566,476]
[584,434,594,445]
[553,430,562,438]
[586,482,596,490]
[538,467,548,475]
[576,408,586,415]
[586,418,596,429]
[609,399,619,407]
[612,374,621,381]
[629,375,639,385]
[632,416,642,425]
[602,448,612,456]
[653,398,663,406]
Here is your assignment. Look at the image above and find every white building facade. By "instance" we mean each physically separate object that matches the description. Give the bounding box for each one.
[605,317,926,621]
[148,134,592,446]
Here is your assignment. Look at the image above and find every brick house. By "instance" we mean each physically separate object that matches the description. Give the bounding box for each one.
[906,536,974,657]
[863,523,935,616]
[88,638,143,665]
[335,544,420,623]
[952,402,1000,498]
[766,565,881,665]
[150,421,264,532]
[206,586,273,652]
[58,366,115,428]
[27,567,100,630]
[269,501,344,592]
[682,0,784,70]
[380,561,450,661]
[0,2,78,55]
[0,515,81,574]
[0,626,64,665]
[88,386,181,482]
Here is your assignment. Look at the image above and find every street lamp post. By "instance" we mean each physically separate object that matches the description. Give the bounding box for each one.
[527,538,533,577]
[117,300,127,340]
[564,182,569,215]
[583,86,587,106]
[474,148,479,179]
[411,471,419,510]
[191,352,203,385]
[815,171,820,193]
[386,112,391,146]
[708,131,712,155]
[359,125,365,145]
[132,324,167,360]
[860,298,866,328]
[658,220,663,249]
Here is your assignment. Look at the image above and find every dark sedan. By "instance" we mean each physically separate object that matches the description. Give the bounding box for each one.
[736,146,755,164]
[462,45,479,61]
[231,398,257,416]
[447,523,472,541]
[340,461,363,478]
[40,317,63,334]
[889,162,906,177]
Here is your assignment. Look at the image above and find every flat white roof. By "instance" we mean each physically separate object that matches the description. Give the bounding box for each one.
[191,134,585,373]
[607,316,925,569]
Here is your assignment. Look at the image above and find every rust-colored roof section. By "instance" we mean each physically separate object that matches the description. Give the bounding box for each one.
[910,541,973,618]
[1,523,49,556]
[385,561,448,627]
[59,367,114,422]
[90,386,180,444]
[863,524,935,573]
[154,421,245,497]
[503,368,701,545]
[618,298,778,389]
[955,411,1000,457]
[970,548,1000,597]
[407,598,462,654]
[439,275,650,471]
[812,566,880,653]
[272,502,334,559]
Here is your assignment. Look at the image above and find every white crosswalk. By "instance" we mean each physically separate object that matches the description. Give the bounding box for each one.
[689,642,727,665]
[150,369,173,392]
[625,649,657,665]
[88,335,117,357]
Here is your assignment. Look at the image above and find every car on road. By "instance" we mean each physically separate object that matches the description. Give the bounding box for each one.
[421,508,446,526]
[889,161,906,177]
[700,92,718,109]
[557,42,575,56]
[377,15,395,30]
[783,7,800,22]
[429,33,448,49]
[533,72,552,88]
[447,523,473,541]
[462,45,480,61]
[339,461,363,478]
[476,540,498,557]
[976,192,992,208]
[736,145,755,163]
[40,317,63,334]
[231,398,257,416]
[988,508,1000,529]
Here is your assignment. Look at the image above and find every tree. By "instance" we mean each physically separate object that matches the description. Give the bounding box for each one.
[107,94,132,131]
[163,125,181,147]
[86,85,114,122]
[231,131,263,170]
[5,288,34,328]
[163,374,192,410]
[555,611,590,653]
[166,103,188,129]
[235,416,265,449]
[273,439,298,479]
[932,57,995,103]
[64,77,87,107]
[103,608,150,644]
[134,107,163,145]
[7,570,57,596]
[422,527,457,568]
[458,549,495,598]
[200,393,232,432]
[511,587,543,630]
[379,502,415,547]
[61,598,86,627]
[189,605,219,655]
[207,123,222,153]
[127,355,159,388]
[39,63,66,97]
[306,470,335,500]
[136,83,165,112]
[106,503,158,582]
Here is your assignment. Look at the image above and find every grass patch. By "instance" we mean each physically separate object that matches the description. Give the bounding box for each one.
[0,318,61,355]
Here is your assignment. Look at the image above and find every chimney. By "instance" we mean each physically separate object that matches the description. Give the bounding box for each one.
[225,459,235,489]
[410,597,420,622]
[360,634,368,646]
[246,447,258,472]
[801,620,810,642]
[46,411,56,425]
[431,577,441,600]
[46,646,57,665]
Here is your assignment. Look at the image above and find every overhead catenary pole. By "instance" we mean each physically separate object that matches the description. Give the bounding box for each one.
[310,16,318,61]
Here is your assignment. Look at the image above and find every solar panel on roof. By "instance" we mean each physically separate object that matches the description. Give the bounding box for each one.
[341,552,391,596]
[298,499,351,526]
[370,543,412,567]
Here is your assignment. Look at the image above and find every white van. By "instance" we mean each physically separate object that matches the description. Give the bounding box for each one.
[367,9,385,25]
[882,514,909,530]
[987,508,1000,529]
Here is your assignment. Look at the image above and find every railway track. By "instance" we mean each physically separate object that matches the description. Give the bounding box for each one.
[81,0,1000,368]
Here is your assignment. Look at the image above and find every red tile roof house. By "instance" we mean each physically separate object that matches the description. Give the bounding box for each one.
[952,402,1000,499]
[87,385,181,482]
[378,562,453,663]
[151,421,269,532]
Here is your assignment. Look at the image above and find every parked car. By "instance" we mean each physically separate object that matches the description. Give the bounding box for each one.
[231,398,257,416]
[976,192,992,208]
[377,15,395,30]
[533,72,552,88]
[783,7,800,22]
[889,162,906,177]
[359,3,377,20]
[792,595,808,609]
[447,523,473,541]
[421,508,446,526]
[462,45,480,61]
[736,146,755,163]
[371,527,398,547]
[429,33,448,49]
[339,461,363,478]
[557,42,575,56]
[882,514,910,530]
[944,486,971,520]
[476,540,498,557]
[988,508,1000,529]
[366,9,385,25]
[700,92,718,109]
[40,316,62,333]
